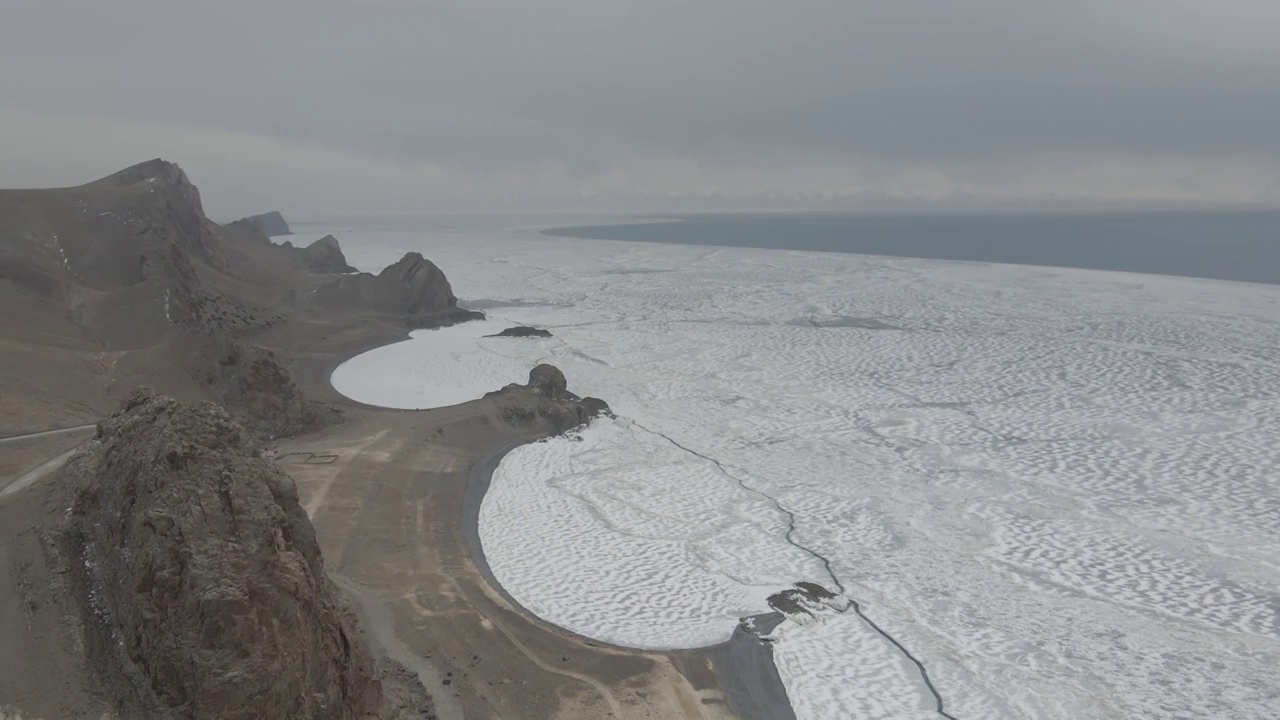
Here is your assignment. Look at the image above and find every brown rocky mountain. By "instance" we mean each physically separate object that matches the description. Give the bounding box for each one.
[0,159,470,436]
[62,390,385,719]
[238,210,293,236]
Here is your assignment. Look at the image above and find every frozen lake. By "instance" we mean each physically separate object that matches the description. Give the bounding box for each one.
[325,217,1280,720]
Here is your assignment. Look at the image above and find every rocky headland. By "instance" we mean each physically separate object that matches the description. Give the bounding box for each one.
[238,210,293,236]
[303,234,358,273]
[313,251,484,328]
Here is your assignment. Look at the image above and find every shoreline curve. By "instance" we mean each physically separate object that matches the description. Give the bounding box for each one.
[461,439,797,720]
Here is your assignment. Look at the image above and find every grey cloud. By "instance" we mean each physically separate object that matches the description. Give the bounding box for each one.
[3,0,1279,213]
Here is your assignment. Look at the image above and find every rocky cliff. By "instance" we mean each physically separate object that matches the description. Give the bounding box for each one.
[239,210,293,236]
[0,160,383,434]
[62,391,384,719]
[313,251,482,326]
[488,363,612,433]
[303,234,357,273]
[184,335,340,440]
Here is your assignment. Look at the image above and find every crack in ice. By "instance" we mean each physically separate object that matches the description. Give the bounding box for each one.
[627,418,960,720]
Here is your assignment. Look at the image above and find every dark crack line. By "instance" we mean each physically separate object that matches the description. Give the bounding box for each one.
[629,419,845,595]
[844,598,959,720]
[629,419,959,720]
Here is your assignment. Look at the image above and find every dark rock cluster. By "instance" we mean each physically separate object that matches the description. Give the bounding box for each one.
[186,335,340,440]
[489,364,612,434]
[62,391,383,719]
[313,251,484,326]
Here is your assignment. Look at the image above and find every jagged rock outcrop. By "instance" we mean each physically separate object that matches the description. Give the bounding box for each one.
[489,364,611,433]
[62,391,383,719]
[313,251,483,325]
[767,582,852,624]
[528,363,568,396]
[486,325,552,338]
[185,335,340,440]
[304,235,357,273]
[239,210,293,236]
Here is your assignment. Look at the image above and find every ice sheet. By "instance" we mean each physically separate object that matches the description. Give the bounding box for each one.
[328,218,1280,719]
[330,318,539,409]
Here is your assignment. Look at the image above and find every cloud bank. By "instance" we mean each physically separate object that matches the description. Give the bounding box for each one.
[3,1,1279,216]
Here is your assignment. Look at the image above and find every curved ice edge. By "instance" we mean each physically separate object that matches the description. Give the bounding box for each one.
[462,439,799,720]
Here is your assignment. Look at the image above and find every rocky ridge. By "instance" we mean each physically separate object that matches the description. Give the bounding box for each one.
[0,159,471,436]
[61,390,392,719]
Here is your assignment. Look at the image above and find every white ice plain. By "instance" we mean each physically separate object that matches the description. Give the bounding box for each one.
[330,218,1280,720]
[330,318,535,409]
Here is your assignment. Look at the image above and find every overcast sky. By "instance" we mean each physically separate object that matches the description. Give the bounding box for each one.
[3,0,1279,217]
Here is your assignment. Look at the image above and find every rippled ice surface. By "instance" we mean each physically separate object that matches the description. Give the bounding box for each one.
[331,218,1280,720]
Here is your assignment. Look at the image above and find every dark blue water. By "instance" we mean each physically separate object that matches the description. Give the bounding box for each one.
[544,211,1280,285]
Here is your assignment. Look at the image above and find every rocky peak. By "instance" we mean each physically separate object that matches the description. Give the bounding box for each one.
[305,234,356,273]
[240,211,293,237]
[313,251,480,326]
[528,364,568,397]
[62,390,384,719]
[377,252,457,314]
[97,158,194,189]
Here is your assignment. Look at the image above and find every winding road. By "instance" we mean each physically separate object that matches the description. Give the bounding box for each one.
[0,424,95,500]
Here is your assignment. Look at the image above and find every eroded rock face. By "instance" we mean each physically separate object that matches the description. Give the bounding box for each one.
[489,363,611,434]
[378,252,456,314]
[312,251,483,326]
[305,235,357,273]
[62,391,382,720]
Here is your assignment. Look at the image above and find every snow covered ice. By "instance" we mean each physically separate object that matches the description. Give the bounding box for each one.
[331,318,533,409]
[331,218,1280,720]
